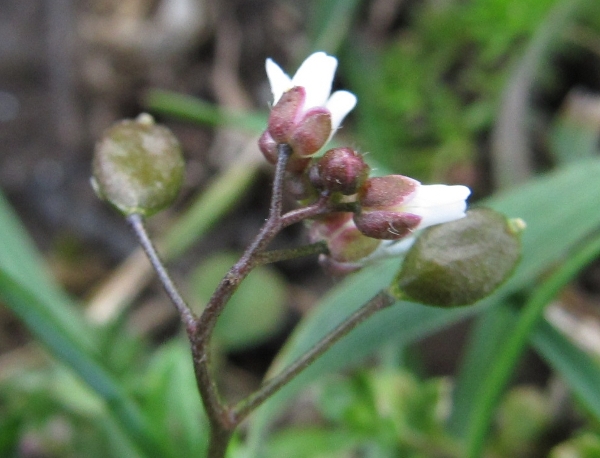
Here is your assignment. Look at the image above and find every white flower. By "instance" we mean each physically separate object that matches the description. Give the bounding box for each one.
[404,184,471,230]
[265,52,357,134]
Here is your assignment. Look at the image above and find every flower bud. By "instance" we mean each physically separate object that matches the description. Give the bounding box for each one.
[392,208,522,307]
[266,86,333,159]
[264,52,357,159]
[309,213,380,264]
[359,175,419,209]
[267,87,305,144]
[313,147,370,195]
[289,108,332,157]
[92,114,184,217]
[353,210,421,240]
[258,130,278,165]
[356,175,470,240]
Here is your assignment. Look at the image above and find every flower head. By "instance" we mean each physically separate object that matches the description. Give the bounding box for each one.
[260,52,357,161]
[354,175,471,240]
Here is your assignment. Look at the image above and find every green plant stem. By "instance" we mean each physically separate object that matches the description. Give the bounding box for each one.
[465,231,600,458]
[127,213,197,333]
[234,289,396,422]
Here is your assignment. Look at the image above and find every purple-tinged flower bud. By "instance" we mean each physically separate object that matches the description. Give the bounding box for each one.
[258,130,278,165]
[356,175,471,239]
[309,213,380,264]
[267,86,305,144]
[359,175,419,210]
[262,52,357,159]
[314,147,370,195]
[259,129,311,173]
[289,108,332,157]
[354,210,421,240]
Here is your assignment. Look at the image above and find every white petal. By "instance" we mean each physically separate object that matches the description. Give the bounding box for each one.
[266,58,292,104]
[292,52,337,109]
[326,90,357,131]
[410,184,470,207]
[406,185,471,229]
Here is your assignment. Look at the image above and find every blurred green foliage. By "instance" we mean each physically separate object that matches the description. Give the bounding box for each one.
[349,0,558,180]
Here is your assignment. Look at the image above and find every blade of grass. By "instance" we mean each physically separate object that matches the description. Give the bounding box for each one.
[0,192,97,354]
[0,269,171,458]
[464,231,600,458]
[144,89,266,133]
[532,320,600,422]
[308,0,362,54]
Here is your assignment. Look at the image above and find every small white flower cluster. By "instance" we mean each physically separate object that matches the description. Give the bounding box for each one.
[265,52,471,269]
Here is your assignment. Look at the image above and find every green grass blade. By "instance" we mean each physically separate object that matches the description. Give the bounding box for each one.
[464,232,600,458]
[0,269,170,458]
[308,0,362,54]
[532,320,600,422]
[451,158,600,438]
[144,89,266,133]
[0,192,97,354]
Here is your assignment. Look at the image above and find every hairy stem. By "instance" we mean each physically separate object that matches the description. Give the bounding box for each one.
[191,144,292,437]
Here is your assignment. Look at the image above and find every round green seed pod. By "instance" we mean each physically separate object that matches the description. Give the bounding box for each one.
[392,208,522,307]
[92,114,184,217]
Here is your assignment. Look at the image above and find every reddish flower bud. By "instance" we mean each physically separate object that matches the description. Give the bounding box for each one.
[267,86,305,144]
[327,224,381,262]
[359,175,419,209]
[309,213,380,264]
[354,210,421,240]
[289,108,332,157]
[314,147,370,195]
[258,130,278,165]
[356,175,471,238]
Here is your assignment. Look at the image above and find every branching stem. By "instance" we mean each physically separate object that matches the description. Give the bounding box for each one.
[131,143,394,458]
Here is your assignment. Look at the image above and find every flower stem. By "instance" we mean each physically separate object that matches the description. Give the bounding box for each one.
[126,213,197,333]
[190,143,292,434]
[233,289,396,422]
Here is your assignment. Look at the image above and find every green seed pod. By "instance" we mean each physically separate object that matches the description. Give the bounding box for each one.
[92,114,184,217]
[392,208,523,307]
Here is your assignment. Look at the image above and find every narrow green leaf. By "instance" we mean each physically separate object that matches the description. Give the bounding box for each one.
[464,232,600,458]
[532,321,600,423]
[309,0,362,54]
[451,158,600,439]
[144,90,266,133]
[0,269,168,458]
[0,192,97,355]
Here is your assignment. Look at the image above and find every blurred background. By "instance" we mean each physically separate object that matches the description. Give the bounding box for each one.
[3,0,600,456]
